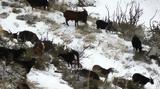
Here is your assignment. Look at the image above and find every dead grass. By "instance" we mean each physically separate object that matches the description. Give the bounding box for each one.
[112,77,144,89]
[83,33,96,43]
[114,22,145,41]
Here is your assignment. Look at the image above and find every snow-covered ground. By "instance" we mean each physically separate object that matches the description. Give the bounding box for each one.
[0,0,160,89]
[27,65,73,89]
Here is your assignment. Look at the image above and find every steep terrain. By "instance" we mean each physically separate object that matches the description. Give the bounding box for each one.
[0,0,160,89]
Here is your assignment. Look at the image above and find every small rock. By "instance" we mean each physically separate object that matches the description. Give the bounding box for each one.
[12,8,22,14]
[0,12,9,19]
[1,1,9,6]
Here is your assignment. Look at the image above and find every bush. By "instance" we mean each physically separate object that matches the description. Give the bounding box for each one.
[77,0,96,7]
[112,77,144,89]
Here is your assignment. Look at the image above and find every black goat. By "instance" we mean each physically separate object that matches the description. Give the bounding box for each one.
[132,35,142,52]
[92,65,114,78]
[132,73,154,85]
[12,31,39,44]
[58,49,80,68]
[11,48,26,60]
[0,47,26,64]
[58,52,76,68]
[14,58,36,73]
[63,9,88,26]
[70,49,80,68]
[17,80,30,89]
[96,20,112,30]
[11,32,18,39]
[42,40,55,52]
[149,55,159,60]
[78,69,100,80]
[26,0,49,10]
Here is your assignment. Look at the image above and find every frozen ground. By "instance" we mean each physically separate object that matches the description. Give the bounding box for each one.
[0,0,160,89]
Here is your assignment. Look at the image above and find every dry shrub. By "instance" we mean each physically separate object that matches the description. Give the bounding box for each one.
[104,1,145,41]
[49,1,69,12]
[83,33,96,43]
[112,77,144,89]
[77,0,96,7]
[77,25,96,35]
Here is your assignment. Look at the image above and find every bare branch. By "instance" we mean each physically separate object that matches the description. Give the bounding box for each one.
[105,5,110,21]
[149,9,158,30]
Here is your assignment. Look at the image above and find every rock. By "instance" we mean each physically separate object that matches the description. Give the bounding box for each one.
[0,12,9,19]
[12,8,22,14]
[1,1,9,6]
[16,14,40,25]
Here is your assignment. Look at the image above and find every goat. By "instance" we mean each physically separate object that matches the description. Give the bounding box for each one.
[132,35,142,52]
[17,81,30,89]
[0,26,13,40]
[92,65,114,78]
[96,20,113,30]
[78,69,100,80]
[0,47,26,65]
[58,49,80,68]
[0,29,11,38]
[14,58,36,73]
[58,52,75,68]
[11,32,18,39]
[26,0,49,10]
[132,73,154,85]
[13,30,39,44]
[42,40,54,52]
[11,48,26,60]
[63,9,88,26]
[32,41,45,57]
[149,55,159,60]
[70,49,80,68]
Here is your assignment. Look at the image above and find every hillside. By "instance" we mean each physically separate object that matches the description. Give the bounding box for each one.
[0,0,160,89]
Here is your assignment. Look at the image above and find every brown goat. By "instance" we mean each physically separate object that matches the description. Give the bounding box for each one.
[63,9,88,26]
[17,82,30,89]
[33,41,45,57]
[92,65,114,78]
[78,69,100,80]
[0,26,12,38]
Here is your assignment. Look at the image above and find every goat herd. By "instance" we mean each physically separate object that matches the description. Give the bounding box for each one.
[0,0,155,88]
[0,29,154,88]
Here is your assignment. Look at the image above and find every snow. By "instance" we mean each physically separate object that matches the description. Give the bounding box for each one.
[27,65,73,89]
[0,0,160,89]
